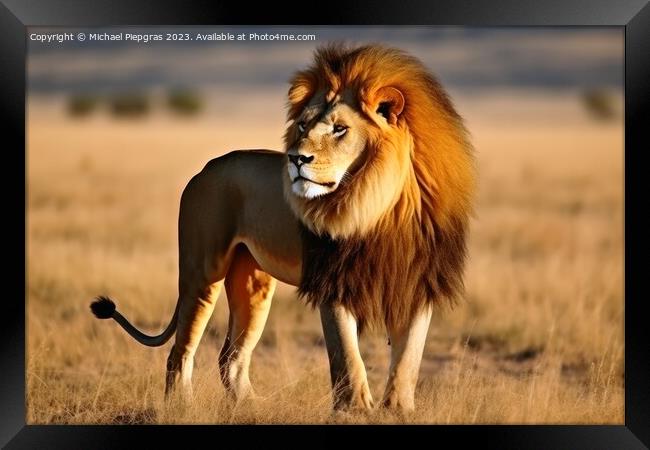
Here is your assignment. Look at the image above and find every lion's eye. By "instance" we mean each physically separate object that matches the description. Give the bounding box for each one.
[333,124,348,137]
[297,121,306,133]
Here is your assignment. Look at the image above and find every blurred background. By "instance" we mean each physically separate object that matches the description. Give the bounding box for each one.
[29,27,623,124]
[27,27,624,424]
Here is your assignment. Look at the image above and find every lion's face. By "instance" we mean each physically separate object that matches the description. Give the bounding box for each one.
[285,92,369,199]
[282,45,473,241]
[282,82,411,239]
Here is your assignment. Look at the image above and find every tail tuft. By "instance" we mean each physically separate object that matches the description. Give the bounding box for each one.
[90,296,116,319]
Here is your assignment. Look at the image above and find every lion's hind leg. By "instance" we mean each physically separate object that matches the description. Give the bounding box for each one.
[166,280,223,400]
[219,244,276,401]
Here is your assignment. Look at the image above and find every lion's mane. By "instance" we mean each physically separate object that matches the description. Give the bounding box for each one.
[284,44,476,332]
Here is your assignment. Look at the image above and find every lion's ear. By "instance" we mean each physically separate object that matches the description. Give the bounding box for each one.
[287,73,315,119]
[374,86,405,125]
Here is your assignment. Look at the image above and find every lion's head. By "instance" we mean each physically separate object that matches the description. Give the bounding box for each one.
[283,44,474,241]
[284,44,475,330]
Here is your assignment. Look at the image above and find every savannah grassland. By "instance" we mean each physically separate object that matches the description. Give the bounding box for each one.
[27,89,624,424]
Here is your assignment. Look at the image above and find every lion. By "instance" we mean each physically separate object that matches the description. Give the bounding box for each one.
[90,43,475,412]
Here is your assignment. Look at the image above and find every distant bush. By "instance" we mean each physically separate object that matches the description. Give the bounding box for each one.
[109,92,150,118]
[166,89,203,115]
[581,89,618,121]
[67,94,99,117]
[66,90,205,119]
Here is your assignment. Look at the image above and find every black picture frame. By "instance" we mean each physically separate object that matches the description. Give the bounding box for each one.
[3,0,648,448]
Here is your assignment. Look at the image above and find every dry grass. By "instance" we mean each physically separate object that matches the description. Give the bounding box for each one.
[26,91,623,424]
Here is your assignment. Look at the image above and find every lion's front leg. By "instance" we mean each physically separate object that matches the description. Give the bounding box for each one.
[381,306,432,411]
[319,303,374,411]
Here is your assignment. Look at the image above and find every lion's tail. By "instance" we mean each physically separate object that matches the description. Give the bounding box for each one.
[89,296,178,347]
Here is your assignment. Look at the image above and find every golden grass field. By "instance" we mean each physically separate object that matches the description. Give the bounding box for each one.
[26,89,624,424]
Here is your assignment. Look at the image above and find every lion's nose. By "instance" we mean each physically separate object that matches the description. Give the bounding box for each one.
[288,154,314,166]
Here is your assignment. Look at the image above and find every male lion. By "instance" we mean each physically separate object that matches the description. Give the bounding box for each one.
[91,43,475,411]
